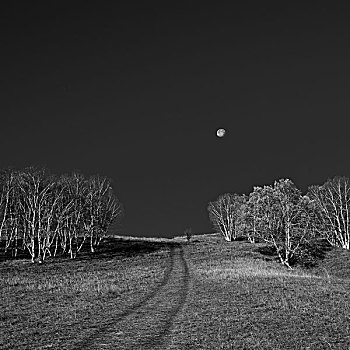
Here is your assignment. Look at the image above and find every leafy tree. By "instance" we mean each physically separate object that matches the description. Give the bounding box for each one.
[308,176,350,249]
[242,187,265,243]
[251,179,315,269]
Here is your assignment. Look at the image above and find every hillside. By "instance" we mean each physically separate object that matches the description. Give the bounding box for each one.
[1,233,350,349]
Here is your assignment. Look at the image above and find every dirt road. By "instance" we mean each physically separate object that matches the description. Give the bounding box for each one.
[72,244,190,350]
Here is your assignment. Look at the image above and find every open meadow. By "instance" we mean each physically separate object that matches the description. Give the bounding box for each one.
[1,233,350,349]
[0,237,173,349]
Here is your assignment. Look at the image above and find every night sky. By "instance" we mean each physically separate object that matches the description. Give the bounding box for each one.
[1,2,350,237]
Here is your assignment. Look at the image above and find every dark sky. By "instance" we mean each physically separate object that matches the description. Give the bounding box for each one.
[1,2,350,237]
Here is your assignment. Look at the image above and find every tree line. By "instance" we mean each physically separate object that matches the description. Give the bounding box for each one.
[208,177,350,269]
[0,166,123,262]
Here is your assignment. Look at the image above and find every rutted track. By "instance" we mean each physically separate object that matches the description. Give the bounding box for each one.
[72,244,190,350]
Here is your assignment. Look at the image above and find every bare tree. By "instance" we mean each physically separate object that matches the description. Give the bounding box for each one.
[0,169,16,243]
[95,184,123,245]
[84,175,123,252]
[208,193,245,241]
[0,167,124,261]
[17,167,54,262]
[61,172,87,258]
[38,174,75,260]
[4,171,25,257]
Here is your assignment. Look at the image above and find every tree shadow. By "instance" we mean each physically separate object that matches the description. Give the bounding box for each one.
[82,237,181,261]
[253,238,334,268]
[253,245,280,262]
[302,238,333,259]
[0,237,183,263]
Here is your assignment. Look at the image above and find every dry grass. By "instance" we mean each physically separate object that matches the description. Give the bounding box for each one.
[113,234,172,242]
[2,233,350,349]
[0,237,171,350]
[196,258,320,280]
[168,233,350,350]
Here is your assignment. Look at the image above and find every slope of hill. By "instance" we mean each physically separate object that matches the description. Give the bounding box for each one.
[1,233,350,349]
[168,233,350,349]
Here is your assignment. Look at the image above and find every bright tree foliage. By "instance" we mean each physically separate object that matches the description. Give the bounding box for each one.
[208,179,319,268]
[308,176,350,249]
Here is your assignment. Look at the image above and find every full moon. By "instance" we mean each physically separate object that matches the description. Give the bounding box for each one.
[216,128,226,137]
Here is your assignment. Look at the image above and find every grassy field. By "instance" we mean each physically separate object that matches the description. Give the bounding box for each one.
[1,233,350,349]
[0,237,173,350]
[169,234,350,349]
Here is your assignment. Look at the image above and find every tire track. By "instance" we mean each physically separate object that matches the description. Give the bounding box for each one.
[71,244,177,350]
[74,244,190,350]
[138,245,190,349]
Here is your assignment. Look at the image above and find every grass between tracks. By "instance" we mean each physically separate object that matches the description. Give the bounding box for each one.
[2,233,350,349]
